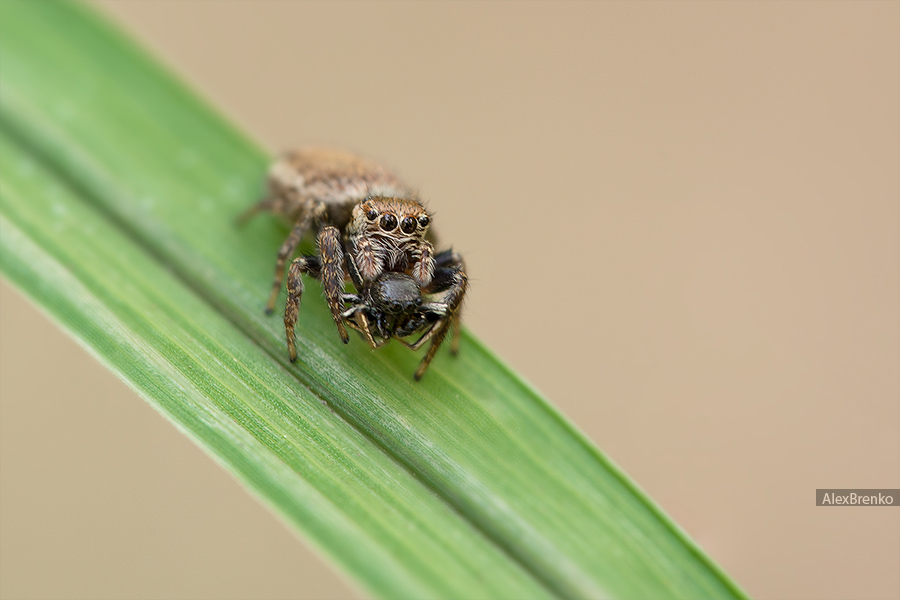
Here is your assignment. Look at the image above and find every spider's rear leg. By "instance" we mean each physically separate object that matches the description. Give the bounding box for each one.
[264,199,327,314]
[237,195,279,225]
[284,255,321,362]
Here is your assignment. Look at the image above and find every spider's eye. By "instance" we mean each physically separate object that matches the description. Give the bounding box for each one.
[400,216,417,234]
[366,208,378,221]
[418,215,430,228]
[379,214,398,231]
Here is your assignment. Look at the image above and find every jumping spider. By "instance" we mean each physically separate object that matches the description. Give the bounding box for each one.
[241,148,467,380]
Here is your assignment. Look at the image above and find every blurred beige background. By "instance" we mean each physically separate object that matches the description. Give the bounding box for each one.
[2,2,898,599]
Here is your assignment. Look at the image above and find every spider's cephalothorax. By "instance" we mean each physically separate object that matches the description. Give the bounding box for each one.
[240,147,468,379]
[346,197,435,289]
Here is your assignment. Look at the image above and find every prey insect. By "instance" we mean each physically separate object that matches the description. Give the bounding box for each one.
[240,148,467,380]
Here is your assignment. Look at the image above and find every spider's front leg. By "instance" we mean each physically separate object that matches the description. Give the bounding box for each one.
[318,225,350,344]
[284,255,321,362]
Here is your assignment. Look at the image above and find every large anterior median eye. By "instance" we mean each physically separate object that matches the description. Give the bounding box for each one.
[400,216,417,234]
[380,214,398,231]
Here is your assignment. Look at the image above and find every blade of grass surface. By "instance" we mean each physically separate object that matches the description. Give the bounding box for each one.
[0,2,748,599]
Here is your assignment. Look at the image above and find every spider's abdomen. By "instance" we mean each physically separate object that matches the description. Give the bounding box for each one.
[268,148,411,228]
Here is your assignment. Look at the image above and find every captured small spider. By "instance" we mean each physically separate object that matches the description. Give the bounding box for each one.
[240,148,467,379]
[342,271,452,353]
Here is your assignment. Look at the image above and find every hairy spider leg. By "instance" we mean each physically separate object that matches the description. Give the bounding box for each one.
[283,227,354,361]
[237,161,305,225]
[431,249,467,354]
[236,202,266,226]
[414,249,468,380]
[262,199,327,314]
[284,255,321,362]
[397,314,443,351]
[283,228,352,361]
[317,226,350,344]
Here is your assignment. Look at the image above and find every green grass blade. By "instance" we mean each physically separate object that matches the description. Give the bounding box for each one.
[0,2,747,598]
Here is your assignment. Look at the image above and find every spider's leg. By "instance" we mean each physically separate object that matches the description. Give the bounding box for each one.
[344,246,366,291]
[433,248,464,270]
[413,319,451,380]
[400,316,443,351]
[341,304,364,332]
[284,254,322,362]
[265,199,326,314]
[353,311,390,349]
[236,197,274,225]
[341,293,362,305]
[318,225,349,344]
[422,249,469,361]
[448,312,463,355]
[340,258,382,349]
[238,154,308,224]
[414,273,467,380]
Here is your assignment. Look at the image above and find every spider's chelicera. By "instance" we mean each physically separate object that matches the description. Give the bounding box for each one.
[240,148,467,380]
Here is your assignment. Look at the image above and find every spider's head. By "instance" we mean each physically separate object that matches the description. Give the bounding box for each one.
[350,196,431,242]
